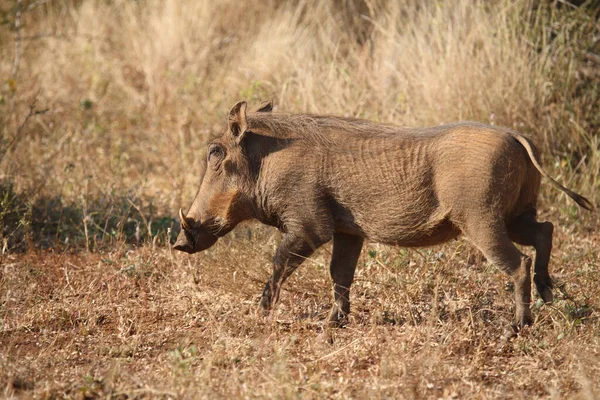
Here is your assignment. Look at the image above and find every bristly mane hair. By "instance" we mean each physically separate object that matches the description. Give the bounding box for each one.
[246,112,410,148]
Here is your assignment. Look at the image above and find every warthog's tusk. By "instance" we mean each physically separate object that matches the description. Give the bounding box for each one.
[179,208,191,230]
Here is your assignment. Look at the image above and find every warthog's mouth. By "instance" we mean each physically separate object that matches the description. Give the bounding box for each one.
[172,208,219,253]
[173,228,218,254]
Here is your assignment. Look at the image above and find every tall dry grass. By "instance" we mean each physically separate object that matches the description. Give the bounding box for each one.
[0,1,598,250]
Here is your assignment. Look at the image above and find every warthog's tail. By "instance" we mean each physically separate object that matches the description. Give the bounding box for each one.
[509,132,593,211]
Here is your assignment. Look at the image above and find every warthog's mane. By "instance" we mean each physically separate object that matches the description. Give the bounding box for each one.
[246,112,411,148]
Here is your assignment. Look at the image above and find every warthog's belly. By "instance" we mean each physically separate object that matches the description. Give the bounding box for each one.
[361,216,461,247]
[384,218,462,247]
[333,206,461,247]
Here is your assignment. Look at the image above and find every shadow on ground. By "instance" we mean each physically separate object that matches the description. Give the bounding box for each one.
[0,180,179,252]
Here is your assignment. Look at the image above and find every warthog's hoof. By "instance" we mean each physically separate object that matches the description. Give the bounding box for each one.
[327,305,349,328]
[504,325,521,340]
[512,309,533,333]
[258,295,272,315]
[505,316,533,340]
[534,276,554,303]
[538,286,554,303]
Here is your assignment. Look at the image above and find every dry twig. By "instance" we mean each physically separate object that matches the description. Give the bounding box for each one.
[0,96,49,164]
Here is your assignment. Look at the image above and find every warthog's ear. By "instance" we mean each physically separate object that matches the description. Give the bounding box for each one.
[228,101,248,144]
[253,100,273,113]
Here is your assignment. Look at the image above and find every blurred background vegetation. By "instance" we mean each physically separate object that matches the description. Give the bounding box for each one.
[0,0,598,252]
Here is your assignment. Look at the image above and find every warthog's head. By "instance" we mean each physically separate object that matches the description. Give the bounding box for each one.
[173,100,272,253]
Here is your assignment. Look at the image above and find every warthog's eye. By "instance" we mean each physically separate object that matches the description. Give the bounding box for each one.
[208,144,224,163]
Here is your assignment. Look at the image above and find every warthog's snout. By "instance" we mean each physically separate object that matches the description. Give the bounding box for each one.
[173,208,218,254]
[172,230,194,253]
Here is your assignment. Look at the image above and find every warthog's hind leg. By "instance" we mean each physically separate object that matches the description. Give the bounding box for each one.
[507,212,554,303]
[463,221,533,330]
[327,233,364,328]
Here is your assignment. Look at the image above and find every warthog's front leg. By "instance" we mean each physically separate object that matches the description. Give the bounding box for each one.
[327,233,364,328]
[259,231,330,312]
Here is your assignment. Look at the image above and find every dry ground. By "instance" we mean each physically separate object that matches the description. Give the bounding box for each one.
[1,0,600,398]
[1,222,599,399]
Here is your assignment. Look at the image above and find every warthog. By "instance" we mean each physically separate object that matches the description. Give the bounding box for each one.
[174,101,592,330]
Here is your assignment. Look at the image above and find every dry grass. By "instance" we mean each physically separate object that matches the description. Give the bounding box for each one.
[1,229,599,398]
[1,0,599,398]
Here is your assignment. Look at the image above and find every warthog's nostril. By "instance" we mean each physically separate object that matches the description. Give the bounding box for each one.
[173,230,193,253]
